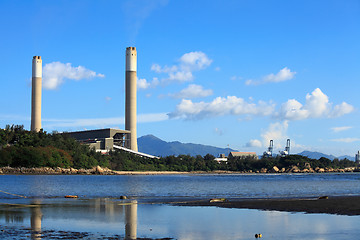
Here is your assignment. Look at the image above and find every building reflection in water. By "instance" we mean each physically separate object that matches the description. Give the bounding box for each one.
[0,198,139,239]
[125,200,137,240]
[30,200,42,240]
[93,198,138,238]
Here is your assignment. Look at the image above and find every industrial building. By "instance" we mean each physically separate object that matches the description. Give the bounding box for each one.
[30,47,145,156]
[228,152,259,160]
[66,128,130,152]
[214,153,228,163]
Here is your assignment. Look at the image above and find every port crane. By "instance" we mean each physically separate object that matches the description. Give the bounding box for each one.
[280,139,290,157]
[263,140,273,157]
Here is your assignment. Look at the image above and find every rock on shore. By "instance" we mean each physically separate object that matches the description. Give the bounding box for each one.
[0,165,358,175]
[0,166,187,175]
[0,166,117,175]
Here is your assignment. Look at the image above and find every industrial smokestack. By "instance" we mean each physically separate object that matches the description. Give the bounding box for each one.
[125,47,138,151]
[31,56,42,132]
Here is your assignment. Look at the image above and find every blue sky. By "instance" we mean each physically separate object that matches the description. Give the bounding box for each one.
[1,0,359,156]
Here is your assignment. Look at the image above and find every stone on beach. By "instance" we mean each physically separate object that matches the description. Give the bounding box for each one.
[287,166,300,173]
[268,166,279,173]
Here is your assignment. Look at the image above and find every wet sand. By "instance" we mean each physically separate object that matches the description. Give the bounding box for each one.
[177,196,360,216]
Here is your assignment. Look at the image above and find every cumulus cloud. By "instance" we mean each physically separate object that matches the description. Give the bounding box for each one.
[180,51,213,71]
[168,96,275,120]
[277,88,354,120]
[137,78,150,89]
[331,126,353,133]
[151,51,212,84]
[137,77,159,90]
[261,121,289,148]
[245,67,296,85]
[246,139,263,148]
[170,84,213,99]
[169,88,354,121]
[42,62,105,90]
[330,102,355,118]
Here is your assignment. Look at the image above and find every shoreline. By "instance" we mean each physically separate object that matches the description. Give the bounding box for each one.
[1,166,359,175]
[176,195,360,216]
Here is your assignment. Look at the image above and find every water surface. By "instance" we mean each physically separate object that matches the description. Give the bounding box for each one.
[1,174,360,239]
[1,173,360,199]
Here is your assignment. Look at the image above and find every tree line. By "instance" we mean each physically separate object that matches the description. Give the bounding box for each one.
[0,125,357,171]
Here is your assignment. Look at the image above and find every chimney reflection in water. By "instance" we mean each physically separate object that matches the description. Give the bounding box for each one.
[125,200,137,240]
[30,201,42,240]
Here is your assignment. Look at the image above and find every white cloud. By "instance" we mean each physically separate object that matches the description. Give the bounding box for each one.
[43,62,105,90]
[304,88,330,118]
[246,139,263,148]
[246,67,296,85]
[168,88,353,122]
[168,71,193,82]
[151,64,178,73]
[168,96,275,120]
[330,138,360,143]
[170,84,213,99]
[277,88,354,120]
[330,102,355,118]
[331,126,353,133]
[214,67,221,71]
[277,99,309,120]
[137,78,151,89]
[137,77,159,90]
[151,51,212,84]
[179,51,212,71]
[261,121,289,148]
[105,96,112,102]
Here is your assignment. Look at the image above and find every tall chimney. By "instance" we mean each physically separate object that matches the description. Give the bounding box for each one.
[31,56,42,132]
[125,47,138,151]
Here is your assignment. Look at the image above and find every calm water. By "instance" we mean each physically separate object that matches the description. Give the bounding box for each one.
[1,173,360,199]
[1,198,360,240]
[1,173,360,239]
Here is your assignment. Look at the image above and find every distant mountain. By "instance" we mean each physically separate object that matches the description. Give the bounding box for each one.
[138,135,237,157]
[297,151,355,161]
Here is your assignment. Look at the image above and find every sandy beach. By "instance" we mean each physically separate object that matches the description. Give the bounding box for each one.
[178,195,360,216]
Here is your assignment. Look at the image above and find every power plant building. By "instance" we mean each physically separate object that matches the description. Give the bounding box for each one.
[30,48,158,158]
[58,47,139,154]
[66,128,130,152]
[31,56,42,132]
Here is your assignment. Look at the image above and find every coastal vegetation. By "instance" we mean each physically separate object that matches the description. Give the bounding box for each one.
[0,125,357,173]
[0,125,109,169]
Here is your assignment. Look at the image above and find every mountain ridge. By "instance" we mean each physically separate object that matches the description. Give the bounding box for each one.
[138,135,355,160]
[138,134,237,157]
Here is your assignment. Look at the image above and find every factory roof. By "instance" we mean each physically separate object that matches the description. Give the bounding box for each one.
[229,152,259,159]
[65,128,130,141]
